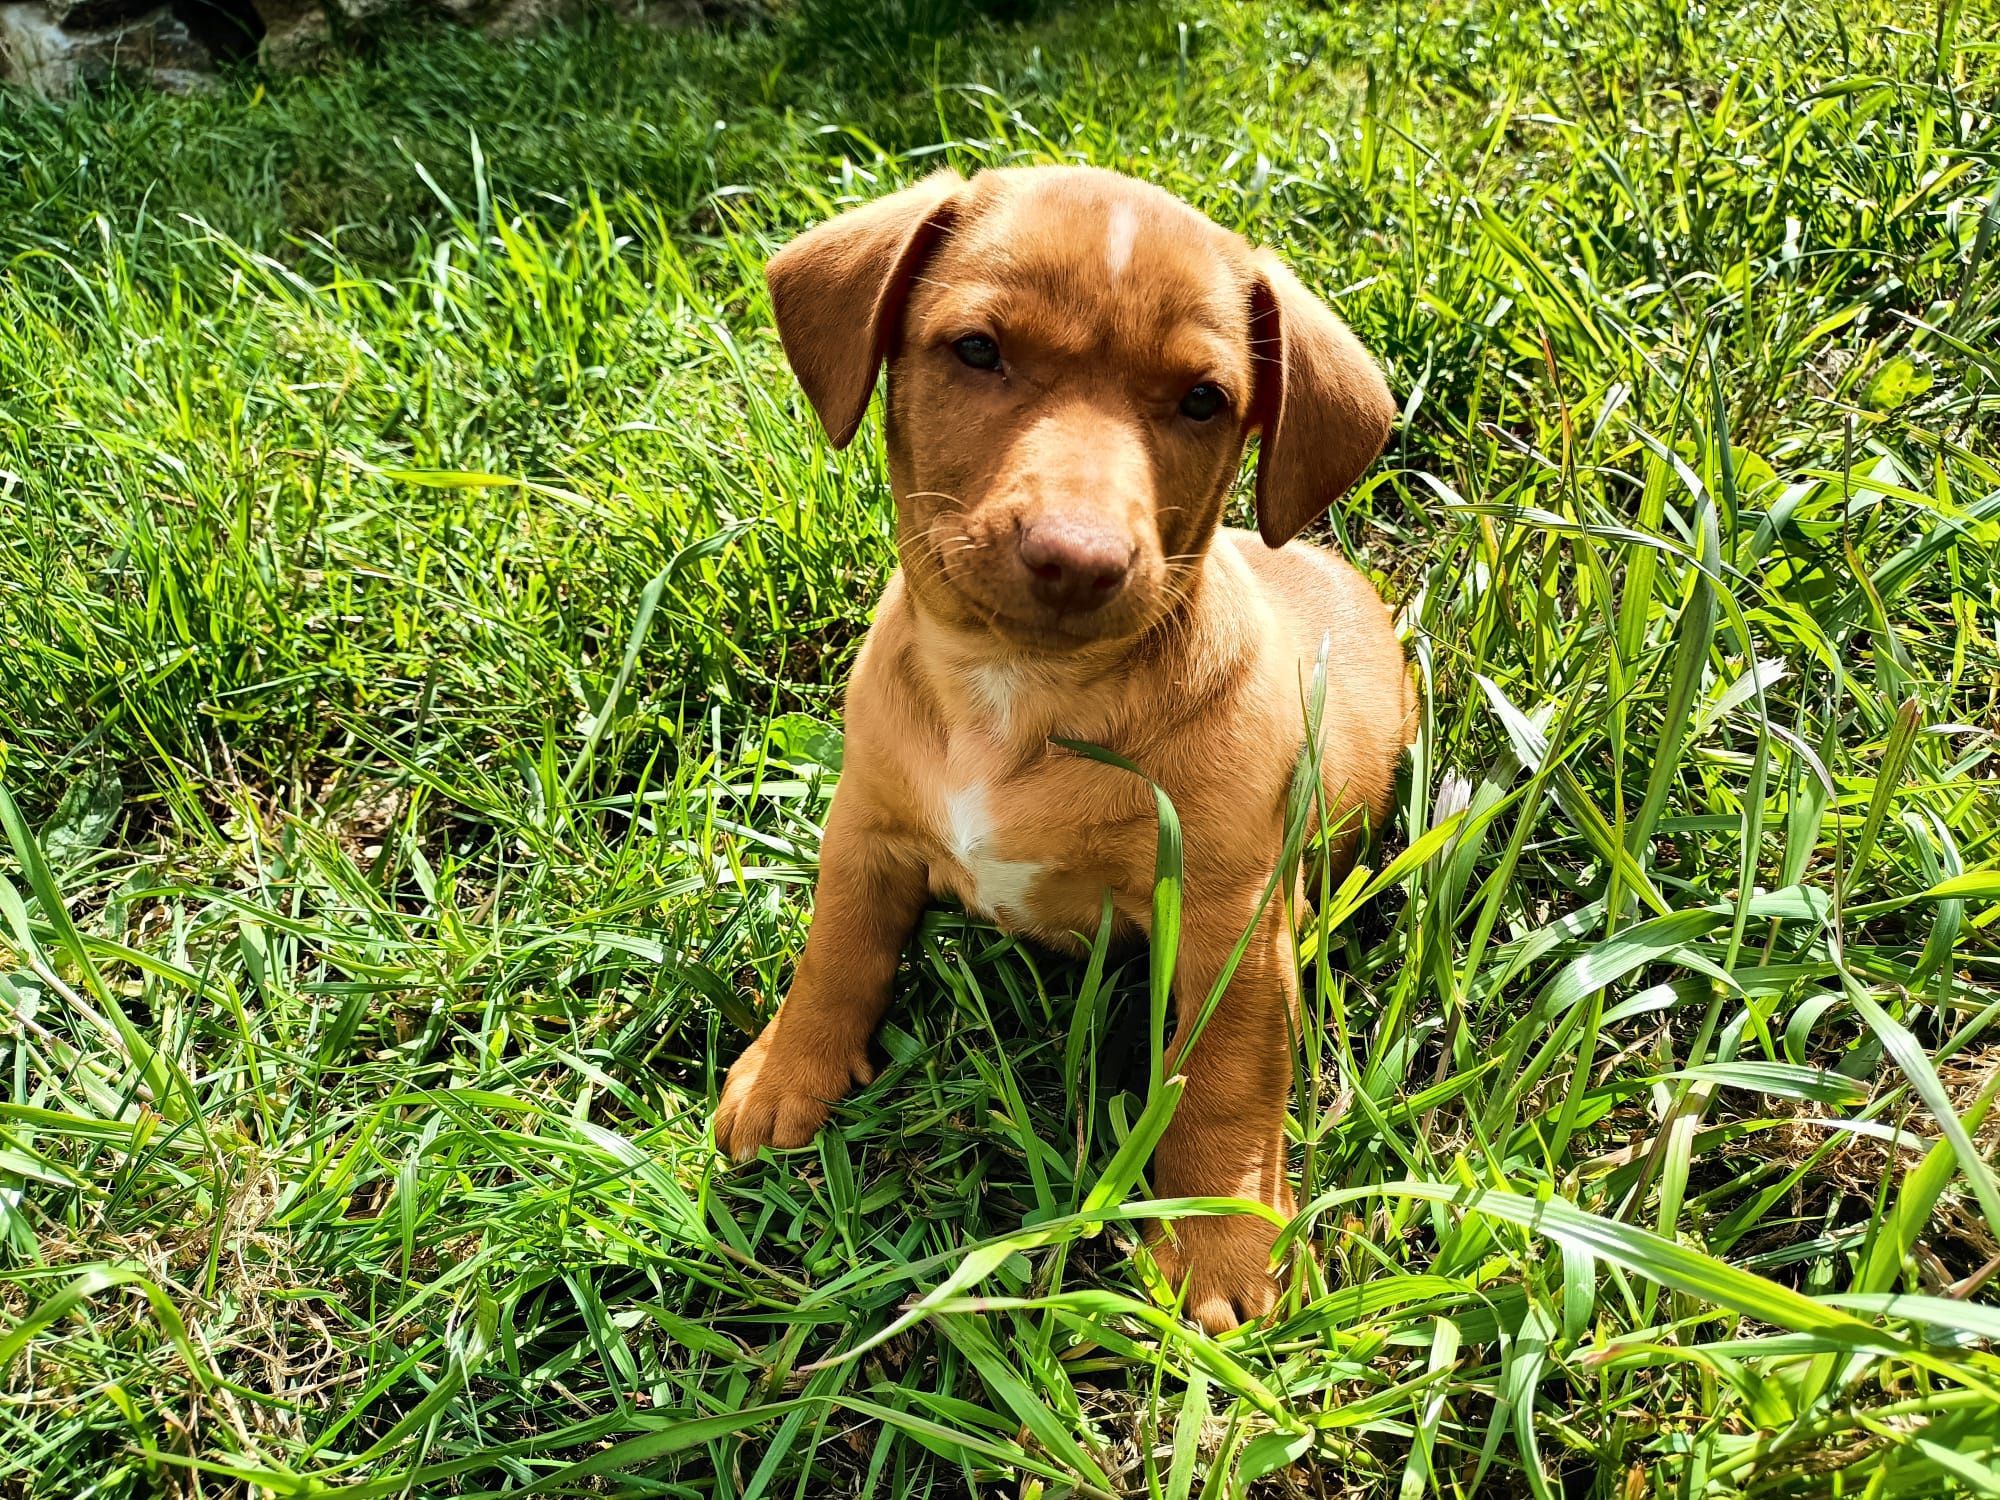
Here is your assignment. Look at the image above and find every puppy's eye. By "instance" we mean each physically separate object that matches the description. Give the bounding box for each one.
[953,335,1002,371]
[1179,383,1227,422]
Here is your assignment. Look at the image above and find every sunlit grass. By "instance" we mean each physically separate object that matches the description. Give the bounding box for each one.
[1,0,1998,1493]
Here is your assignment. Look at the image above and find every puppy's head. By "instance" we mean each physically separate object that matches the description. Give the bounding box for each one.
[767,166,1393,651]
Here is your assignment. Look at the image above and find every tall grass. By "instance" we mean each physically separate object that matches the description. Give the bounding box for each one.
[1,0,1997,1493]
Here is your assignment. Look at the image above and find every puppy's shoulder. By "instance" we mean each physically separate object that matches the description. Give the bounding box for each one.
[1218,526,1411,747]
[841,573,947,772]
[1221,527,1378,623]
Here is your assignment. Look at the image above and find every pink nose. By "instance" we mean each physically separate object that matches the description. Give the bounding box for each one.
[1018,517,1133,613]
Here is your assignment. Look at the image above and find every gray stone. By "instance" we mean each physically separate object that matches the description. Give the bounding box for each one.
[0,1,212,92]
[0,0,720,92]
[48,0,156,30]
[254,0,327,67]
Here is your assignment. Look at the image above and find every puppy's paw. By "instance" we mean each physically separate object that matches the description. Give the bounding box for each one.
[1145,1214,1286,1334]
[714,1024,872,1159]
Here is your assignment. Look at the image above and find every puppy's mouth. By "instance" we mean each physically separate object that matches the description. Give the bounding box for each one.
[926,526,1166,650]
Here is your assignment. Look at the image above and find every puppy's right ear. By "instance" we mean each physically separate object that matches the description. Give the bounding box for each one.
[765,170,964,449]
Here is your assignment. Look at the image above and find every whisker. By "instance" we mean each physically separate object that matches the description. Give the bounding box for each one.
[922,526,982,584]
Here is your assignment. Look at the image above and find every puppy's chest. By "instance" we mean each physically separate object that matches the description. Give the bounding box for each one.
[915,737,1148,938]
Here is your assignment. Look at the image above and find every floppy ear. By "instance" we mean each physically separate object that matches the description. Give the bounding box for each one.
[765,170,965,449]
[1247,253,1396,546]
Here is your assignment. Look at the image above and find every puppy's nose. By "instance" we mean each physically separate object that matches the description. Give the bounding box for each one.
[1018,517,1133,613]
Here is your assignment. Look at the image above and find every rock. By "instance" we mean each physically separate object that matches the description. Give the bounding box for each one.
[47,0,155,29]
[0,0,722,91]
[476,0,581,36]
[254,0,326,67]
[0,1,212,92]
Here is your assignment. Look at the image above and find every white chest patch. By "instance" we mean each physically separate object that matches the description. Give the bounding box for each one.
[943,780,1042,921]
[1105,202,1139,281]
[968,661,1025,735]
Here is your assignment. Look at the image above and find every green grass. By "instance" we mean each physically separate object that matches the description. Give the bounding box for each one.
[2,0,1999,1492]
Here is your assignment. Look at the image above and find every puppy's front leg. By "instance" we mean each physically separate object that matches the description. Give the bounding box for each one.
[1147,901,1299,1333]
[715,792,925,1158]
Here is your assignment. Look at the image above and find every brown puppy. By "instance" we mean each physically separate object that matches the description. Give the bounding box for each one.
[716,165,1410,1332]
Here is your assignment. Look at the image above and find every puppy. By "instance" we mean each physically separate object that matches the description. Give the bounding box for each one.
[716,165,1410,1332]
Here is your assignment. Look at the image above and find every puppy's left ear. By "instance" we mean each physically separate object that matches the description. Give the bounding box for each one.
[1248,253,1396,546]
[766,170,965,449]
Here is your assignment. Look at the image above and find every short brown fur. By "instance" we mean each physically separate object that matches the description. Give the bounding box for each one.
[721,166,1411,1332]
